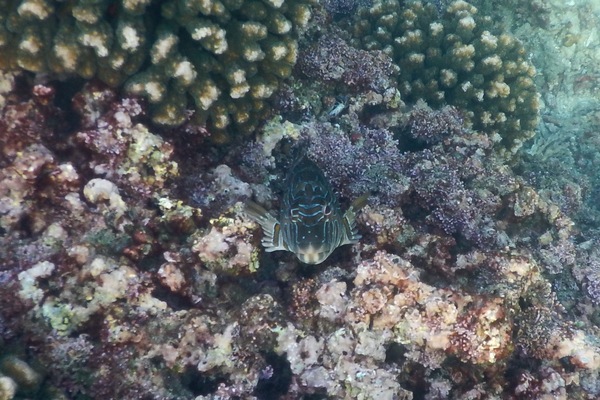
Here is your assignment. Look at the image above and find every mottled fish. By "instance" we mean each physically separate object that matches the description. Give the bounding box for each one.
[246,156,366,264]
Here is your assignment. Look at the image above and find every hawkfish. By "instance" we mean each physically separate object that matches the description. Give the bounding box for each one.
[245,156,367,264]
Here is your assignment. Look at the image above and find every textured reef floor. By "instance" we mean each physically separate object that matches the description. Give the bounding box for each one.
[1,0,600,399]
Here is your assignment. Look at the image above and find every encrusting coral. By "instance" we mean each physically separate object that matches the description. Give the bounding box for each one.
[0,0,311,134]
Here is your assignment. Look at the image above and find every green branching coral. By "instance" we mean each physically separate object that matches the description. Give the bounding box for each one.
[0,0,311,134]
[349,0,540,158]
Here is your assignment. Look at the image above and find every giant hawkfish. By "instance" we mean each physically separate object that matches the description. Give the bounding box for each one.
[245,156,366,264]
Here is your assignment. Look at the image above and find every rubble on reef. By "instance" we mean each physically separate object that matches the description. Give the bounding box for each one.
[0,1,599,399]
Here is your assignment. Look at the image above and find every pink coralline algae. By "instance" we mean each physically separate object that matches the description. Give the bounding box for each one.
[305,123,409,207]
[300,104,510,249]
[299,33,399,94]
[406,102,465,144]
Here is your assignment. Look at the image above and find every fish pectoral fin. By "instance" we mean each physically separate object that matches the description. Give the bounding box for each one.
[261,219,287,253]
[244,201,270,223]
[340,194,368,245]
[340,227,361,246]
[261,220,287,252]
[340,215,361,244]
[245,201,287,252]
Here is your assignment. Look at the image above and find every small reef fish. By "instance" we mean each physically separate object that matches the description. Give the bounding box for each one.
[246,156,366,264]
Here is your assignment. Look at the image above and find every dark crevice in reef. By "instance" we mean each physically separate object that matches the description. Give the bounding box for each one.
[254,352,293,399]
[182,365,228,396]
[152,285,196,311]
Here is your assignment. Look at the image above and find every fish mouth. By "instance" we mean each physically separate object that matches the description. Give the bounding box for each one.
[296,245,330,265]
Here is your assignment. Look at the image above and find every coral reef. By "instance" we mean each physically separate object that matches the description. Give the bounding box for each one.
[322,0,369,16]
[497,0,600,285]
[1,0,600,398]
[0,0,311,133]
[0,80,194,397]
[191,207,259,276]
[1,74,599,399]
[477,0,600,169]
[347,0,540,158]
[284,104,509,249]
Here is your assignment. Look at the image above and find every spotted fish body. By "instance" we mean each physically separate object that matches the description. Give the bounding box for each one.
[246,156,365,264]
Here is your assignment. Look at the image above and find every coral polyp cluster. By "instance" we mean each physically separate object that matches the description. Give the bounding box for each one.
[0,0,311,131]
[348,0,540,158]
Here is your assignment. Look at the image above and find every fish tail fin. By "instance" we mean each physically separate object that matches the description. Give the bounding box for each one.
[341,193,369,245]
[245,201,286,252]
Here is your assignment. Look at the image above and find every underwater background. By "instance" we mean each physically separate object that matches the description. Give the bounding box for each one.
[0,0,599,398]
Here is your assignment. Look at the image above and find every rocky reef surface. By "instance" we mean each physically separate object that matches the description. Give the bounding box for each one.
[1,0,599,399]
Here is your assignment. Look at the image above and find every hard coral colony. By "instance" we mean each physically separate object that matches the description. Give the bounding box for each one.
[0,0,311,135]
[1,0,600,399]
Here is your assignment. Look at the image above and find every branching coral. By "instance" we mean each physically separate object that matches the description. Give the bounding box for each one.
[0,0,311,134]
[348,0,540,158]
